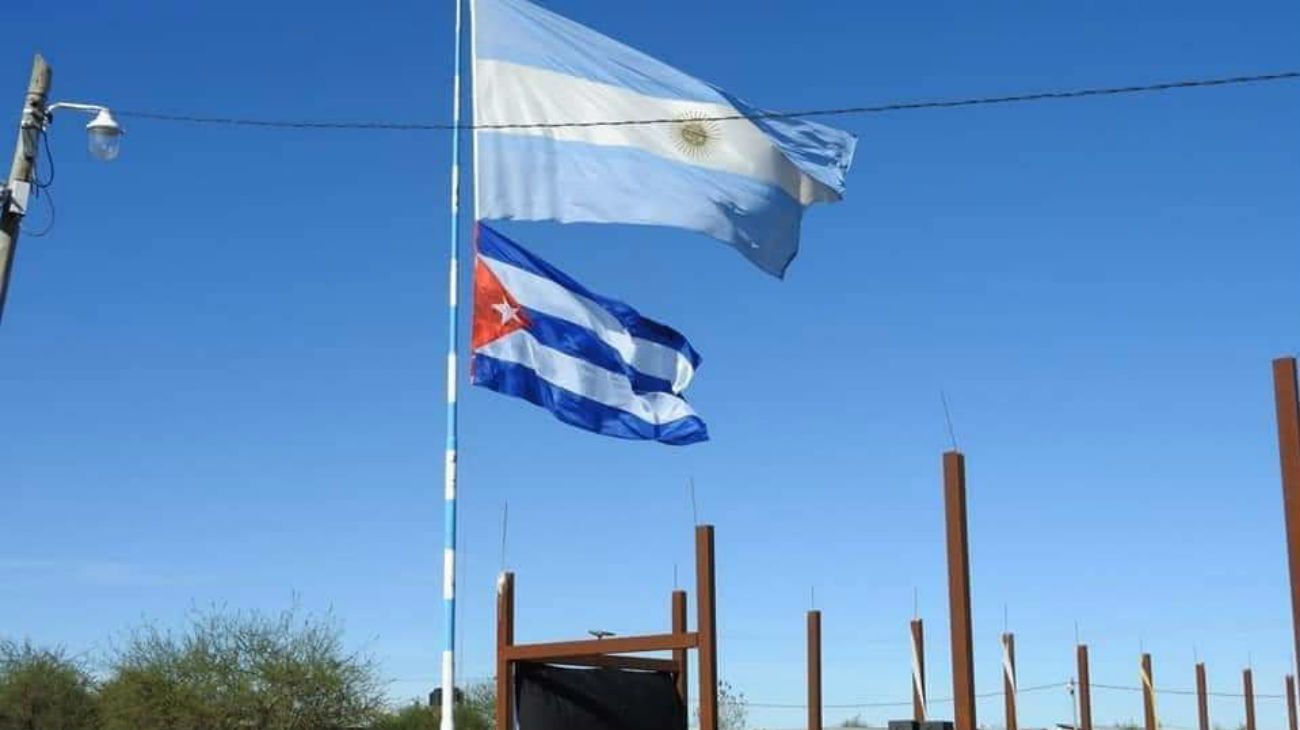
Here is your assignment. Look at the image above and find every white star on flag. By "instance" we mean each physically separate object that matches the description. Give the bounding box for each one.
[492,299,520,324]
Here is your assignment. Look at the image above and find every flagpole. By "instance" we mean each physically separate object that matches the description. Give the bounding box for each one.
[440,0,465,728]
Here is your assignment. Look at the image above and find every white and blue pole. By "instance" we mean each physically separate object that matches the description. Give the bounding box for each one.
[440,0,465,728]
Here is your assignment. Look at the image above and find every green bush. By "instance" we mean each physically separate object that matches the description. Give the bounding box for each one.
[0,639,98,730]
[97,605,385,730]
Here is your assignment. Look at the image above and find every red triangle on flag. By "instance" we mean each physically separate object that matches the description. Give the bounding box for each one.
[472,257,530,350]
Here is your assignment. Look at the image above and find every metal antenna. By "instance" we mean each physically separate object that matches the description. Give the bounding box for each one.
[1074,621,1081,646]
[689,477,700,526]
[673,563,679,590]
[940,390,959,450]
[1004,604,1009,634]
[811,585,817,610]
[500,501,509,572]
[913,587,920,620]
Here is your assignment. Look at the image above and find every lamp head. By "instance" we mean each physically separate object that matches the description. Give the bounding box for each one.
[85,108,122,161]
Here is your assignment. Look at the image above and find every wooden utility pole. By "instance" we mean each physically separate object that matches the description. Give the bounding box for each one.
[1141,653,1158,730]
[495,572,515,730]
[1,54,52,323]
[1287,674,1298,730]
[911,618,927,722]
[1077,645,1093,730]
[808,610,822,730]
[1275,358,1300,677]
[1243,668,1256,730]
[944,451,977,730]
[1002,633,1018,730]
[1196,663,1210,730]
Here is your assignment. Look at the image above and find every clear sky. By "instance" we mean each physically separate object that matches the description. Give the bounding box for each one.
[2,1,1299,728]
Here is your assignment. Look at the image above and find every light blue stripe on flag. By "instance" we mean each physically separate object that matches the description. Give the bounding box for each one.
[474,0,857,277]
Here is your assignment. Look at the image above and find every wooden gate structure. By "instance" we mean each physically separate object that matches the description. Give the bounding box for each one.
[495,524,720,730]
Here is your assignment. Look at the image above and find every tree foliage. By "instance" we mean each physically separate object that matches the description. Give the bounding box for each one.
[373,682,494,730]
[97,605,385,730]
[0,639,98,730]
[695,680,748,730]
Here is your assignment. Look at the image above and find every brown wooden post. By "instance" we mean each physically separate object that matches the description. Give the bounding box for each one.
[1287,674,1298,730]
[808,610,822,730]
[1195,663,1210,730]
[696,525,719,730]
[944,451,977,730]
[1077,645,1093,730]
[1243,668,1256,730]
[911,619,927,722]
[1141,653,1158,730]
[1275,358,1300,676]
[496,572,515,730]
[672,589,689,711]
[1002,633,1018,730]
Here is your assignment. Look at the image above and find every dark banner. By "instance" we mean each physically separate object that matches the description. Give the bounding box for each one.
[515,663,686,730]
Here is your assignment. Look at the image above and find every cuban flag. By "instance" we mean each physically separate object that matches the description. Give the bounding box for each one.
[471,224,708,445]
[473,0,857,278]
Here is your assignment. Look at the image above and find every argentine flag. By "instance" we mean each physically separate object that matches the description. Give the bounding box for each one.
[471,224,707,445]
[473,0,858,277]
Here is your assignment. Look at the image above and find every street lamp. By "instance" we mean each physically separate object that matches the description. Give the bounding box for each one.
[1,54,119,324]
[47,102,125,161]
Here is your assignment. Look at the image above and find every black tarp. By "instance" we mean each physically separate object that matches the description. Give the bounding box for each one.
[515,663,686,730]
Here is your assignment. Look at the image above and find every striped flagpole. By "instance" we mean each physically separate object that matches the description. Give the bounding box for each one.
[1002,633,1017,730]
[440,0,466,728]
[911,619,927,722]
[1141,653,1159,730]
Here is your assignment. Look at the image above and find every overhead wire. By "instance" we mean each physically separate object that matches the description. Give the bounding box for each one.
[113,71,1300,132]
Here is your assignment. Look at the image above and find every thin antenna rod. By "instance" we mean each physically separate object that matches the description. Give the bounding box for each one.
[499,501,509,572]
[940,390,959,450]
[914,587,920,620]
[689,477,700,526]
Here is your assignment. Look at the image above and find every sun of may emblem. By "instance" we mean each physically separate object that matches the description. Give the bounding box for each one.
[672,112,719,159]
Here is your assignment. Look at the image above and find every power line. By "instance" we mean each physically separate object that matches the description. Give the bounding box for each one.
[115,71,1299,132]
[1093,682,1285,700]
[747,681,1069,710]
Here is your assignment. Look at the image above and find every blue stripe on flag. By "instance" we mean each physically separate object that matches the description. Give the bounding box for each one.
[522,307,677,395]
[472,354,709,446]
[478,222,705,366]
[476,134,806,277]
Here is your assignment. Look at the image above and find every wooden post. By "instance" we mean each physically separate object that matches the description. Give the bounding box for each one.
[1243,669,1256,730]
[1275,357,1300,676]
[672,589,689,711]
[944,451,977,730]
[1195,663,1210,730]
[1287,674,1298,730]
[1077,645,1093,730]
[911,619,927,723]
[0,54,53,324]
[808,610,822,730]
[495,572,515,730]
[1141,653,1157,730]
[696,525,719,730]
[1002,633,1018,730]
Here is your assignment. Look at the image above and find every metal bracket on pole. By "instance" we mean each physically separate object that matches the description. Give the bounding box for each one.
[2,181,30,216]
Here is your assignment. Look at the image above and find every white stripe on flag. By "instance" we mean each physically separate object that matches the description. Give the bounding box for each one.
[481,254,694,392]
[475,59,834,206]
[477,329,698,425]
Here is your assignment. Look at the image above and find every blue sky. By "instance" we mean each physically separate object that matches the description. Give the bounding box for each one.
[2,1,1298,728]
